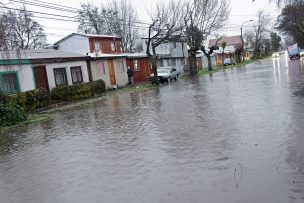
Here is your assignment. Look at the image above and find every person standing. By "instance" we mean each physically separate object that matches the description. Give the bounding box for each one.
[127,67,134,85]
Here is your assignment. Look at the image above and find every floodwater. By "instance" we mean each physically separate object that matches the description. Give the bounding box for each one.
[1,56,304,203]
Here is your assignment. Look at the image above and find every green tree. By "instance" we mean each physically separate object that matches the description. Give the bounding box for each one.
[276,1,304,47]
[270,32,281,52]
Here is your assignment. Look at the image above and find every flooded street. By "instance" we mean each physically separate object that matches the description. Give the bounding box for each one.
[1,56,304,203]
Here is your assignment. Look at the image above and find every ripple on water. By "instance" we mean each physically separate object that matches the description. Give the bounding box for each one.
[275,163,299,176]
[293,88,304,97]
[289,177,304,187]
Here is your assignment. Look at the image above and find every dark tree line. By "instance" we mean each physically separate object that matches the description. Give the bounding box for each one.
[276,1,304,47]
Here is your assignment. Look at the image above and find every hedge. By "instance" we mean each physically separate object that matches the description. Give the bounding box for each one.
[9,88,50,111]
[51,79,106,101]
[0,89,8,104]
[0,103,27,127]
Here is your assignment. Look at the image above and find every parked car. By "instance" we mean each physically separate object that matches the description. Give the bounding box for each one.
[150,67,179,82]
[223,58,235,66]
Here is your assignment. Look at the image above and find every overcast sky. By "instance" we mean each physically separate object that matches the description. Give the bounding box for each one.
[1,0,281,44]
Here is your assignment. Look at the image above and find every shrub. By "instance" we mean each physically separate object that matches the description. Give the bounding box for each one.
[89,80,106,95]
[51,80,106,101]
[0,103,27,127]
[9,88,50,111]
[0,88,8,104]
[69,83,92,100]
[50,85,70,101]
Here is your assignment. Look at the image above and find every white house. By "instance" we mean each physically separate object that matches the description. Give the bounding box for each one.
[142,39,189,73]
[54,33,129,88]
[0,49,90,94]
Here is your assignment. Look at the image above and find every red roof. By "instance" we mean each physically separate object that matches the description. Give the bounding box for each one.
[208,35,242,48]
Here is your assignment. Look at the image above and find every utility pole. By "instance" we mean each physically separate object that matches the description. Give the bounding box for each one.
[241,20,253,62]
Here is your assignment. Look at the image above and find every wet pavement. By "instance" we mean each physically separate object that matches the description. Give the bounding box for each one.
[1,56,304,203]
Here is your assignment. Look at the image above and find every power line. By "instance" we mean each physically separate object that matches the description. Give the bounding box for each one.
[8,0,78,13]
[0,6,77,19]
[8,0,153,26]
[24,0,79,10]
[0,5,154,30]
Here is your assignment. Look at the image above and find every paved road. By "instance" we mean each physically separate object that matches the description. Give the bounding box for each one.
[1,56,304,203]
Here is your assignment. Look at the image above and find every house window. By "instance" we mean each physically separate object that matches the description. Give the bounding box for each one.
[172,42,177,49]
[70,66,83,84]
[180,58,185,65]
[0,72,19,94]
[167,59,171,67]
[54,68,67,86]
[134,60,140,71]
[96,61,106,75]
[171,59,176,66]
[94,42,101,52]
[111,41,116,51]
[158,59,163,67]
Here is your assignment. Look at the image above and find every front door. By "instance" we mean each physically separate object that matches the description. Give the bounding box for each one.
[34,65,49,91]
[108,60,117,85]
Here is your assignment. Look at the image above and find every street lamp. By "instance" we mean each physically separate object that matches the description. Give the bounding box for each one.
[241,20,253,62]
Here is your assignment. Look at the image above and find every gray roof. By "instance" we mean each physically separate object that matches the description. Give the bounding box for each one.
[54,33,120,45]
[0,49,87,60]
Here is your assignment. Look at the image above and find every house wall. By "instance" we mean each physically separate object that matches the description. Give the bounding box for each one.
[196,57,203,69]
[169,42,188,58]
[158,58,185,73]
[126,58,152,83]
[56,35,90,55]
[89,38,122,54]
[215,53,236,65]
[90,60,111,88]
[0,60,89,93]
[201,55,216,68]
[91,58,128,88]
[113,58,128,86]
[0,64,34,92]
[45,61,89,90]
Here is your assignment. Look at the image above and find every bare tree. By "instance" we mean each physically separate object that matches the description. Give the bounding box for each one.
[77,0,139,53]
[185,0,230,72]
[252,10,272,60]
[221,41,227,67]
[104,0,139,53]
[269,0,301,7]
[77,3,105,34]
[234,43,243,63]
[0,6,47,50]
[145,1,184,84]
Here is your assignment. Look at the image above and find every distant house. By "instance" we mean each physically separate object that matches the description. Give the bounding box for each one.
[209,35,242,65]
[54,33,128,88]
[196,51,216,69]
[126,53,152,83]
[0,49,90,94]
[142,39,189,73]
